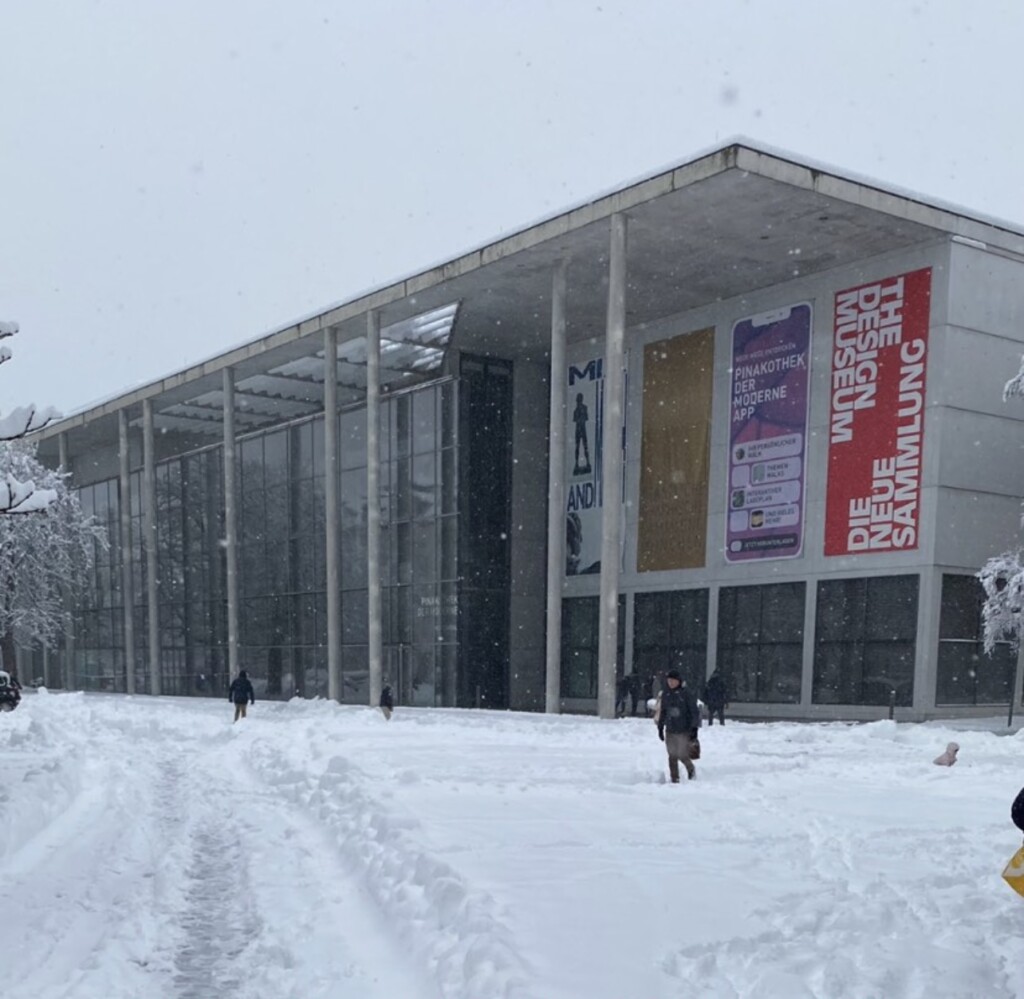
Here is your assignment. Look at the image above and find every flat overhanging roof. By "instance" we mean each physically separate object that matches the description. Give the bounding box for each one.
[36,140,1024,461]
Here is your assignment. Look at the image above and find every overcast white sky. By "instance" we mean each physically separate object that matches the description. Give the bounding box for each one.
[2,0,1022,415]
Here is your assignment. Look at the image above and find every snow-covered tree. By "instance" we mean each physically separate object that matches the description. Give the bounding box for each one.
[0,321,61,513]
[979,354,1024,651]
[0,441,106,673]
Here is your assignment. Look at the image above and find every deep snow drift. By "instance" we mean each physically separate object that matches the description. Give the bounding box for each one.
[2,691,1022,999]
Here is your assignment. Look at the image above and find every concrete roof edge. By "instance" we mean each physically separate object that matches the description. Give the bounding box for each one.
[732,142,1024,252]
[35,138,1024,439]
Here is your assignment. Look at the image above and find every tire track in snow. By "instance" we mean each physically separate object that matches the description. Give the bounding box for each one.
[246,738,536,999]
[172,819,262,998]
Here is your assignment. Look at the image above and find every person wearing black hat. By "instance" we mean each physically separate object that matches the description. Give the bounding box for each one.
[1013,787,1024,840]
[228,669,255,722]
[654,669,701,782]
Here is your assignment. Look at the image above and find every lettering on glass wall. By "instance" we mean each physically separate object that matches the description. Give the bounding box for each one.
[824,268,931,555]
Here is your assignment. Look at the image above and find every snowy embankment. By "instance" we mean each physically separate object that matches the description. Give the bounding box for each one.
[2,692,1024,999]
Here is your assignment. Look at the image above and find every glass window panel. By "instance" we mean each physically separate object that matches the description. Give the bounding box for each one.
[263,430,288,490]
[938,574,1015,704]
[340,469,367,528]
[394,458,411,522]
[412,454,437,520]
[635,592,671,649]
[441,447,458,514]
[396,522,412,585]
[265,485,290,542]
[441,381,456,449]
[395,394,411,460]
[411,645,435,705]
[340,408,367,470]
[814,576,917,705]
[718,583,803,704]
[341,645,369,703]
[311,417,325,477]
[440,516,458,582]
[865,576,918,642]
[393,586,411,643]
[291,421,314,479]
[413,522,436,583]
[341,524,368,589]
[342,589,368,643]
[413,386,437,455]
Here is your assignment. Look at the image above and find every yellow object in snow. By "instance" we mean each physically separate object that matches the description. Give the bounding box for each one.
[1002,846,1024,897]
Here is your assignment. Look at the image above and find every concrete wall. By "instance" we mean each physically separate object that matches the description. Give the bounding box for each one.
[564,236,969,718]
[933,243,1024,571]
[507,358,550,711]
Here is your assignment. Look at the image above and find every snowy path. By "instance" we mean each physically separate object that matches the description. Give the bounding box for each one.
[0,695,433,999]
[3,691,1024,998]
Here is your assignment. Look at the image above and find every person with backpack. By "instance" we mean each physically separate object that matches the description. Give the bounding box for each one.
[228,669,255,722]
[654,669,701,782]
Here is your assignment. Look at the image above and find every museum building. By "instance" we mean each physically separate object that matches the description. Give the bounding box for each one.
[27,142,1024,720]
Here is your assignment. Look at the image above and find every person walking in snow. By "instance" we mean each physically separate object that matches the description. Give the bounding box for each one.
[228,669,255,722]
[654,669,701,782]
[379,683,394,720]
[703,670,729,726]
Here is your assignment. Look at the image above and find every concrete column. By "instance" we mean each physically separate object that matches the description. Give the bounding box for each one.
[59,433,75,689]
[914,567,941,719]
[324,328,341,701]
[222,370,240,681]
[118,410,136,694]
[142,399,161,695]
[597,213,627,719]
[545,261,568,713]
[800,580,817,708]
[367,312,383,707]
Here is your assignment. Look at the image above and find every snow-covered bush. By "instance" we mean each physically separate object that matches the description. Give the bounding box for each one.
[979,353,1024,651]
[0,441,105,670]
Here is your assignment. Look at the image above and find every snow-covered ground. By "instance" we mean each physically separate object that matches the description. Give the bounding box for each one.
[2,691,1023,999]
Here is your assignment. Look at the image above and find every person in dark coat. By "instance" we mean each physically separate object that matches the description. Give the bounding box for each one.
[379,683,394,720]
[228,669,255,722]
[654,670,701,782]
[615,674,640,717]
[1012,787,1024,839]
[703,671,729,726]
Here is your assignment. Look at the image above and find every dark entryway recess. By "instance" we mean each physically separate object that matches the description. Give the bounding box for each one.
[457,355,513,708]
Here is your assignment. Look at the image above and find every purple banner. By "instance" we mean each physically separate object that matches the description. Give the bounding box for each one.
[726,303,812,562]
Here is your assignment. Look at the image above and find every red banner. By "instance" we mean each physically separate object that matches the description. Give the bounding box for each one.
[824,268,931,556]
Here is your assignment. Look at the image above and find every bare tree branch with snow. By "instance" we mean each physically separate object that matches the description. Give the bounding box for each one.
[0,321,62,513]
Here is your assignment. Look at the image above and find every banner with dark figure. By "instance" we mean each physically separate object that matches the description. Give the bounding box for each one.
[565,350,606,575]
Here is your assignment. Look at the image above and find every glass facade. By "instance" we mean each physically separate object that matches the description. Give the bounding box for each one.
[633,589,709,696]
[73,479,125,690]
[936,574,1016,705]
[68,370,513,707]
[813,575,918,706]
[718,583,804,704]
[560,595,625,699]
